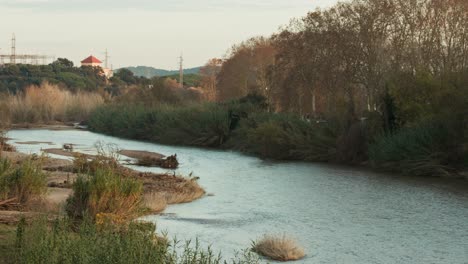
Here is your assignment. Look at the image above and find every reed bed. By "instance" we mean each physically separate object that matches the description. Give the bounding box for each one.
[368,120,458,177]
[2,82,103,124]
[89,103,338,161]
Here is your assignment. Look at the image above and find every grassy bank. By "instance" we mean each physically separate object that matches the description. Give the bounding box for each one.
[1,217,260,264]
[88,98,467,178]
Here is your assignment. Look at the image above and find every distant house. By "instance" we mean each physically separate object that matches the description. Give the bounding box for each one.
[81,55,102,67]
[80,55,113,78]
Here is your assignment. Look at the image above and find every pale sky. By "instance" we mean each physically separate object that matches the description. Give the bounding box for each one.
[0,0,338,69]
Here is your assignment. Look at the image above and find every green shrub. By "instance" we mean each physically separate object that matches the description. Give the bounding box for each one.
[0,158,47,203]
[66,166,143,223]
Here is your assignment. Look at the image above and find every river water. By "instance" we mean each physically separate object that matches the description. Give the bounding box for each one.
[6,129,468,264]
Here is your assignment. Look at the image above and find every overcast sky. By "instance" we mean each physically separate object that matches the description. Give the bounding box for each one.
[0,0,339,69]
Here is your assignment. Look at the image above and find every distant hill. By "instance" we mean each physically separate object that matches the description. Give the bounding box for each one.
[121,66,202,78]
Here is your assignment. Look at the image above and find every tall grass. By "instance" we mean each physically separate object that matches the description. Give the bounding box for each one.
[1,82,104,124]
[368,120,460,177]
[89,103,231,147]
[0,157,47,204]
[12,217,260,264]
[89,103,338,161]
[65,166,143,224]
[228,112,337,161]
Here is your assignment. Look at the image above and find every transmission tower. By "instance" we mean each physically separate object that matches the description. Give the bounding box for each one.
[103,49,110,68]
[179,54,184,88]
[11,33,16,64]
[0,34,54,65]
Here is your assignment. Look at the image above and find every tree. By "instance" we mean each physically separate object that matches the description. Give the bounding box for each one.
[115,68,137,85]
[52,58,74,68]
[217,37,276,102]
[199,58,222,101]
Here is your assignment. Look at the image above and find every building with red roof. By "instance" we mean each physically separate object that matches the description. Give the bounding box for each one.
[80,55,113,78]
[81,55,102,67]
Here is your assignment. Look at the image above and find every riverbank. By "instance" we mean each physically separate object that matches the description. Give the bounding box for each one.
[87,103,468,179]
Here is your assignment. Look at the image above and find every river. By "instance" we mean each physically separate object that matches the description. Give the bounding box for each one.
[6,129,468,264]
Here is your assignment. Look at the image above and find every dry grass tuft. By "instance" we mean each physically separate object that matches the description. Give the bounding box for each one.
[252,234,305,261]
[143,179,204,212]
[143,192,167,213]
[164,179,205,204]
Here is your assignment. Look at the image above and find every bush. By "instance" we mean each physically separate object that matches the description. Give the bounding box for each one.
[0,157,47,204]
[65,165,143,223]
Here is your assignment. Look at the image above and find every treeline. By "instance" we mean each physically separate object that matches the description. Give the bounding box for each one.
[214,0,468,122]
[0,59,107,93]
[209,0,468,176]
